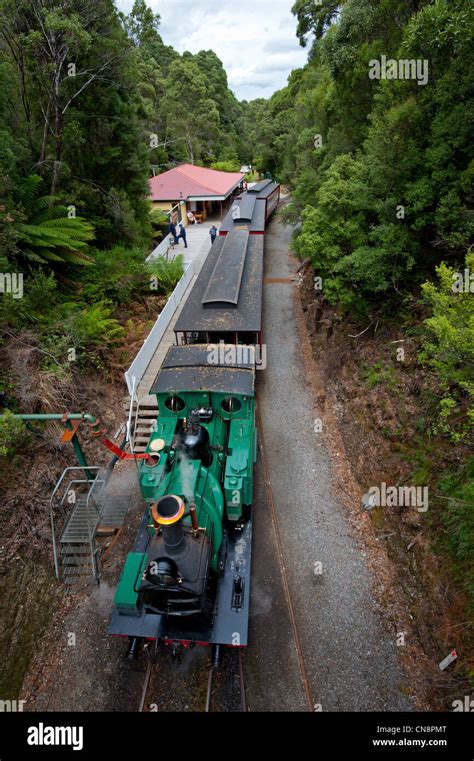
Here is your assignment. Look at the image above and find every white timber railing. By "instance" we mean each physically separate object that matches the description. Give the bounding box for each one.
[124,261,194,395]
[147,234,173,262]
[147,202,184,262]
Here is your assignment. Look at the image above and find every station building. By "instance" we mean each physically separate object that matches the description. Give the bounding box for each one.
[149,163,246,227]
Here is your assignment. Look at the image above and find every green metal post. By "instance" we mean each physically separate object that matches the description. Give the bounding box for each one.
[64,420,92,482]
[0,412,98,481]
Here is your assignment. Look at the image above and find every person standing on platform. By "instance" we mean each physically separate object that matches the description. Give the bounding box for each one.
[209,225,218,244]
[177,223,188,248]
[168,220,179,245]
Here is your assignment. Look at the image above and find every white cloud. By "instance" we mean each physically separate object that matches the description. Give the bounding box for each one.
[114,0,307,100]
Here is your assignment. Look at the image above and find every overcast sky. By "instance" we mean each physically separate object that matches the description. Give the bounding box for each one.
[114,0,308,101]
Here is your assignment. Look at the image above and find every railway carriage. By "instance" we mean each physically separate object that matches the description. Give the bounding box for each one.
[174,228,264,350]
[247,178,281,219]
[219,179,280,236]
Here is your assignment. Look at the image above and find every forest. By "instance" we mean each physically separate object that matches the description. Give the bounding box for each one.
[0,0,472,698]
[0,0,255,417]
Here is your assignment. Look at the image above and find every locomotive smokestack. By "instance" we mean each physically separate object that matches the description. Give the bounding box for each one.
[151,495,185,554]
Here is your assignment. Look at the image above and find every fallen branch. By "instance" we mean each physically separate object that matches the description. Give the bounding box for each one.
[407,531,424,551]
[348,320,378,339]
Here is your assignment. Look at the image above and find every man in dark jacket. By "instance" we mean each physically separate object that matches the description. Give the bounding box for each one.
[177,223,188,248]
[209,225,218,244]
[168,221,179,244]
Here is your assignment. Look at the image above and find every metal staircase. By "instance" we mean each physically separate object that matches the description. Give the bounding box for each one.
[50,467,131,588]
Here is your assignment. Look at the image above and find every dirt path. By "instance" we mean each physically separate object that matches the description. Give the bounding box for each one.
[255,216,415,711]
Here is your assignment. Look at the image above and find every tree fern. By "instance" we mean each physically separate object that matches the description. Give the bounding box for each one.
[146,254,184,294]
[15,175,94,266]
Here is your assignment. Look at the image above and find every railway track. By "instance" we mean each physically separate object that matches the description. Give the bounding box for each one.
[138,641,158,713]
[135,407,312,714]
[133,401,309,714]
[205,646,247,713]
[137,642,247,713]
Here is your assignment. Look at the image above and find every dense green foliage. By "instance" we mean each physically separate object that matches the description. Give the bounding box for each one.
[421,251,474,398]
[0,0,153,256]
[0,409,30,456]
[147,254,185,293]
[119,2,249,169]
[0,0,249,374]
[438,458,474,607]
[420,249,474,442]
[251,0,473,305]
[249,0,473,405]
[15,175,95,266]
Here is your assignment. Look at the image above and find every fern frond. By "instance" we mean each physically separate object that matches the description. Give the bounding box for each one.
[15,176,95,267]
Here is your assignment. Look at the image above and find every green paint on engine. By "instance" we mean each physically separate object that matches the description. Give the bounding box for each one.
[225,419,255,519]
[113,372,257,613]
[137,388,256,570]
[115,552,147,610]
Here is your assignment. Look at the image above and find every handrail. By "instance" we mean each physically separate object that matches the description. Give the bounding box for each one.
[131,390,140,455]
[126,374,137,445]
[86,477,106,584]
[59,479,93,509]
[50,466,101,579]
[147,234,177,262]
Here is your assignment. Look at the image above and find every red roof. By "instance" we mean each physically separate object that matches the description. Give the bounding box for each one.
[149,163,245,201]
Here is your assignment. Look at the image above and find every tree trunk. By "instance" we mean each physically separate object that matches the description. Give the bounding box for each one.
[50,64,62,196]
[187,133,194,164]
[40,101,50,166]
[50,104,62,197]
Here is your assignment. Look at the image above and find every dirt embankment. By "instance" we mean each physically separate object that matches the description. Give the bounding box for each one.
[297,265,472,709]
[0,296,166,701]
[0,373,124,700]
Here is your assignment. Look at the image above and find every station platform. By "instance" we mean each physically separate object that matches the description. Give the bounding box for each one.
[125,221,215,451]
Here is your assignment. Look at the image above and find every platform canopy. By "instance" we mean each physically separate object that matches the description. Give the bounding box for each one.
[149,163,245,203]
